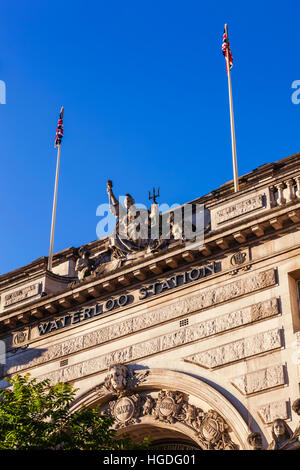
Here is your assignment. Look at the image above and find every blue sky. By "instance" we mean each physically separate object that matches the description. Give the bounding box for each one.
[0,0,299,275]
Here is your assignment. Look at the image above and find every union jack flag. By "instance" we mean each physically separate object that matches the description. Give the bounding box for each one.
[54,108,64,147]
[222,27,233,73]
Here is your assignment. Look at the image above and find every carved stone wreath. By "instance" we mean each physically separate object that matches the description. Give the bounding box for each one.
[153,390,185,424]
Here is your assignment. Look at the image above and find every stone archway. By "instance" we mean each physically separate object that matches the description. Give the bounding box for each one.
[119,423,201,450]
[72,365,250,450]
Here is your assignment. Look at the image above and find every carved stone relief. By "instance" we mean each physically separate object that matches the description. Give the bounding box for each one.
[231,364,285,395]
[102,363,149,397]
[185,328,282,369]
[101,366,238,450]
[3,296,280,382]
[153,390,185,424]
[214,195,264,225]
[107,394,141,428]
[2,283,41,307]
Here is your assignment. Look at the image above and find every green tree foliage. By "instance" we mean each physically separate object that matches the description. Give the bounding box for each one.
[0,374,149,450]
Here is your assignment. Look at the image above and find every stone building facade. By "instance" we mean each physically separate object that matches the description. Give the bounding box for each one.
[1,153,300,450]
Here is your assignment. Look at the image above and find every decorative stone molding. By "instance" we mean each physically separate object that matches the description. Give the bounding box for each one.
[185,328,282,369]
[103,385,238,450]
[3,297,279,379]
[231,364,285,395]
[2,283,41,308]
[214,195,264,225]
[71,368,250,449]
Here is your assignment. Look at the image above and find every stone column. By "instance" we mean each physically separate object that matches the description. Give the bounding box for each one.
[269,186,277,207]
[295,176,300,199]
[285,179,296,203]
[275,183,286,206]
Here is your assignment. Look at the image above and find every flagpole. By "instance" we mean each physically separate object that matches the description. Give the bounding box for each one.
[48,106,64,272]
[225,23,239,193]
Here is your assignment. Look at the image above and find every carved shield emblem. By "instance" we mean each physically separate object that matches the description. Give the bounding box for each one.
[201,416,222,442]
[159,396,175,417]
[230,252,247,266]
[114,397,135,424]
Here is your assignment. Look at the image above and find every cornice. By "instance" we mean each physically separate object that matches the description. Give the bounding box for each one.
[0,194,299,333]
[1,152,300,330]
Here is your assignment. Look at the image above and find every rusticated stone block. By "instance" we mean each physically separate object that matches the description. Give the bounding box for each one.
[3,296,279,380]
[258,400,289,424]
[250,298,279,322]
[231,364,285,395]
[184,329,282,369]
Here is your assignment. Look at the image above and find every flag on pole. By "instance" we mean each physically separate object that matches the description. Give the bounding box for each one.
[54,109,64,147]
[222,24,239,193]
[222,27,233,73]
[48,106,64,272]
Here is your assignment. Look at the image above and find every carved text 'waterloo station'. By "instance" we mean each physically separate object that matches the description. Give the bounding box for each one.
[37,262,217,336]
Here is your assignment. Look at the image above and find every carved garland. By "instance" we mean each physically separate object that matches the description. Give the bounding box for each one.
[103,389,238,450]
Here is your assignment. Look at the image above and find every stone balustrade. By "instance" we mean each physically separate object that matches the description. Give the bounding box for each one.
[270,176,300,207]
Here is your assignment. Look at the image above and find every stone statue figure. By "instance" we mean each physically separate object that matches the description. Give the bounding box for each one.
[106,180,167,258]
[142,396,155,416]
[277,398,300,450]
[290,398,300,447]
[74,246,116,282]
[107,180,149,257]
[75,247,93,281]
[247,432,263,450]
[267,418,293,450]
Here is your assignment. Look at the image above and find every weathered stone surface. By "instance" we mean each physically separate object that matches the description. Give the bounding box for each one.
[258,400,289,424]
[132,338,160,358]
[3,297,279,378]
[37,318,281,385]
[185,329,282,369]
[215,195,264,225]
[3,283,40,307]
[231,365,285,395]
[61,336,84,356]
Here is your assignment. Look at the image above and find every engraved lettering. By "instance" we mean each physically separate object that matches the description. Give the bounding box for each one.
[48,320,59,332]
[71,312,81,324]
[117,294,128,307]
[139,287,148,300]
[105,299,115,311]
[38,323,49,335]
